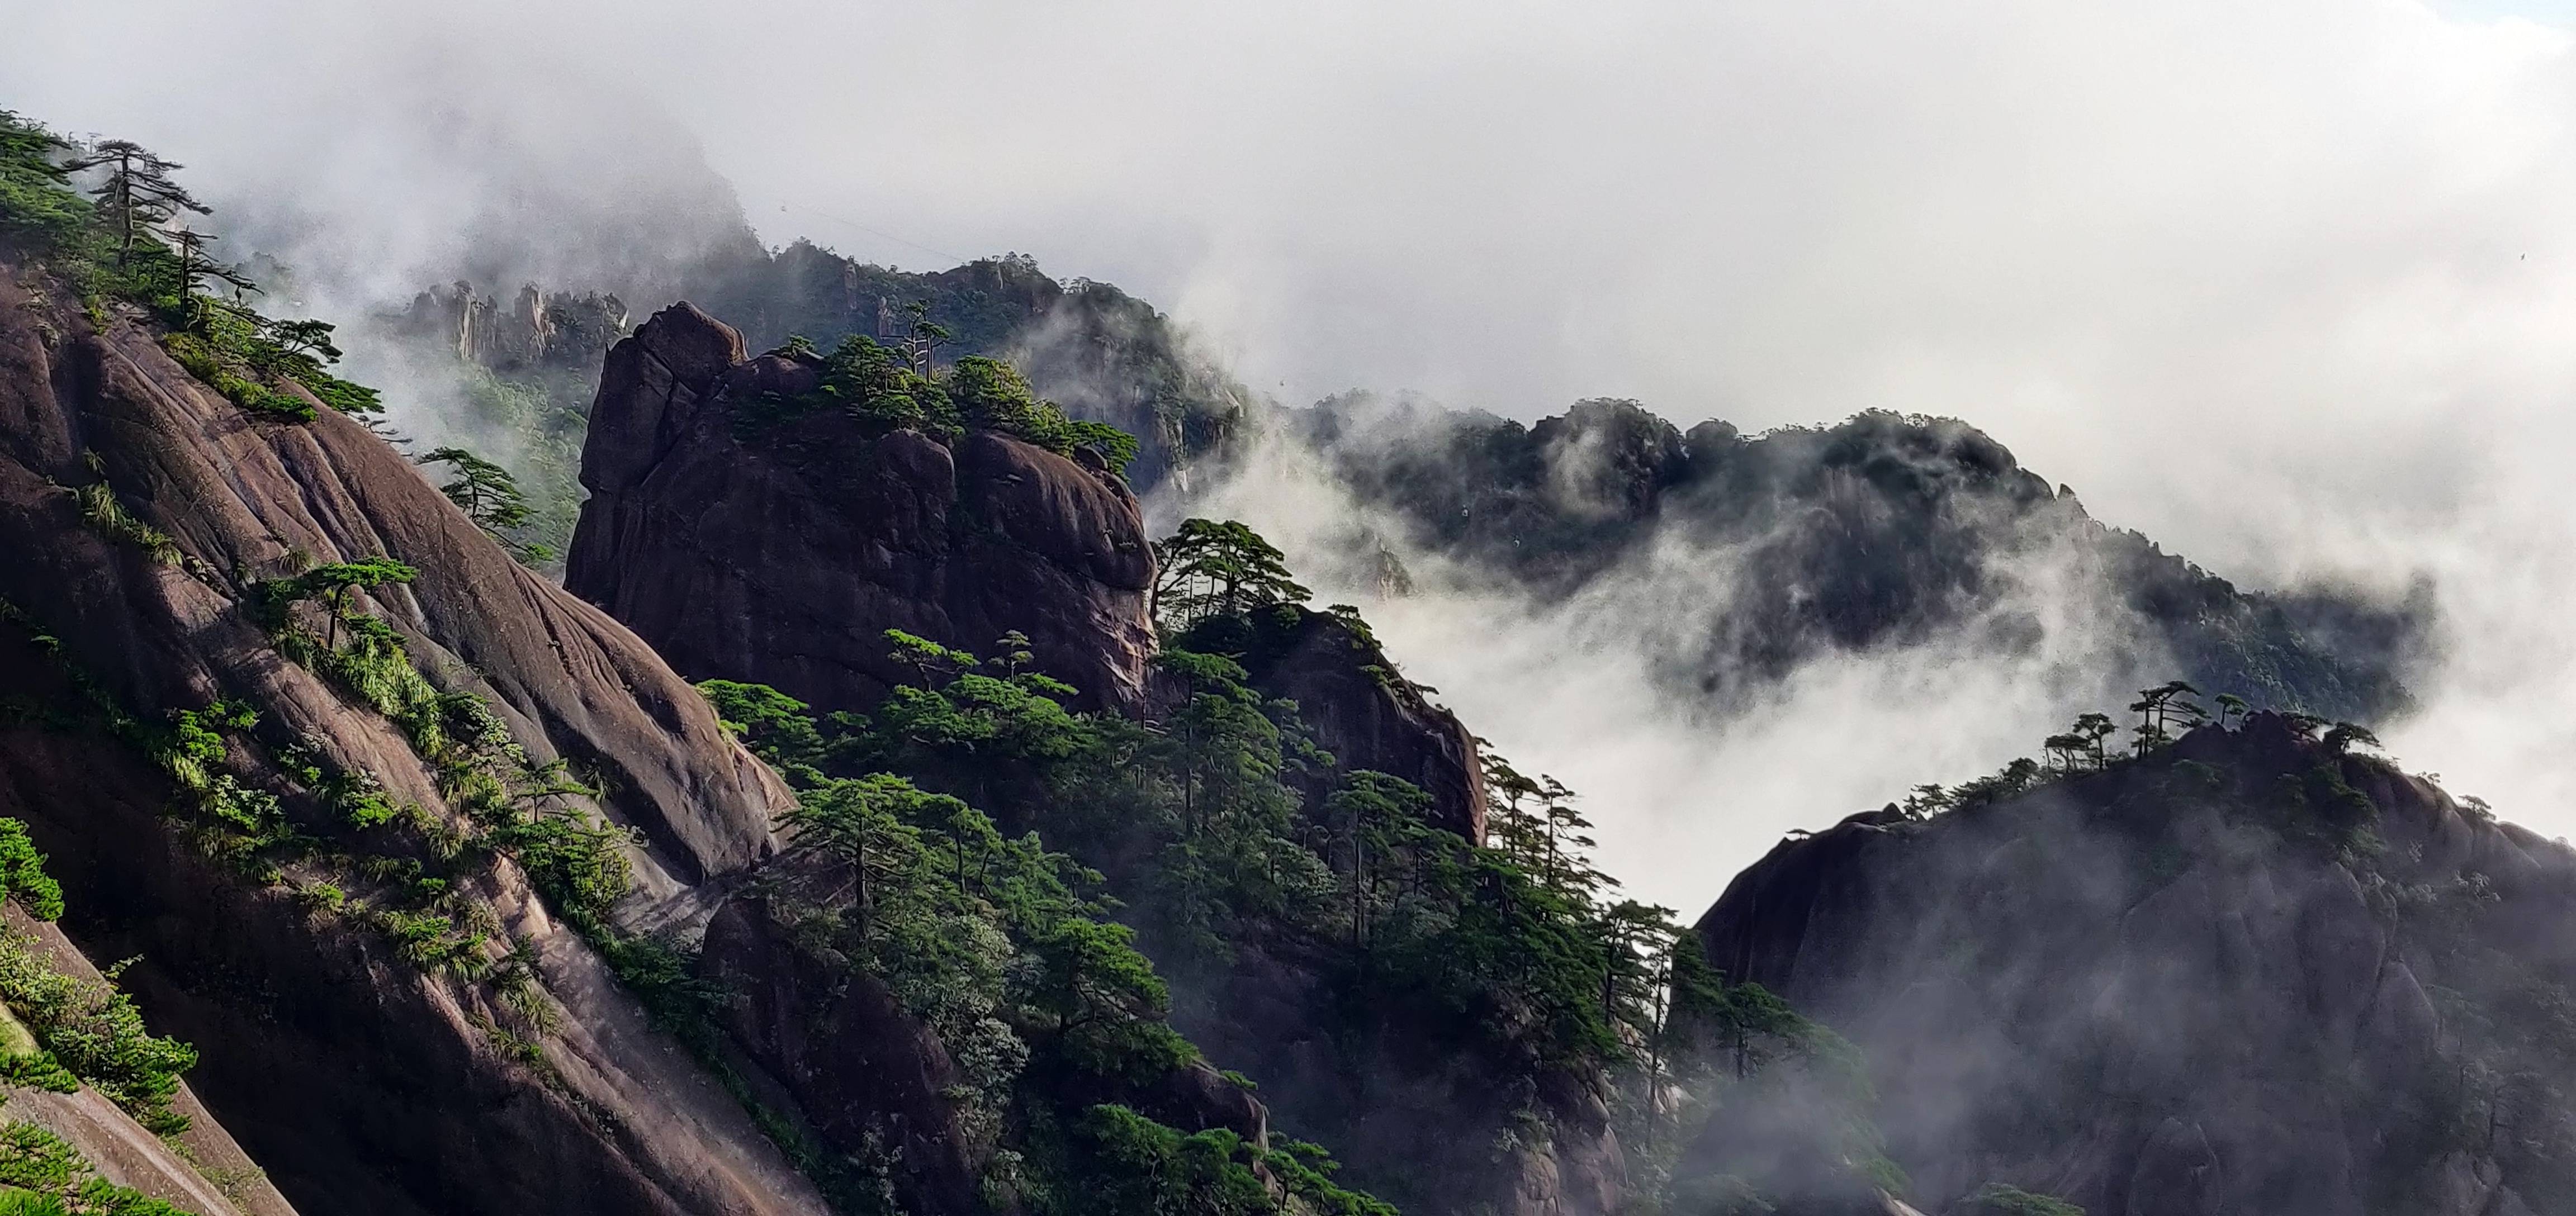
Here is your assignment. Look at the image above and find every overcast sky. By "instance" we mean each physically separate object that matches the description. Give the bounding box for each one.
[13,0,2576,904]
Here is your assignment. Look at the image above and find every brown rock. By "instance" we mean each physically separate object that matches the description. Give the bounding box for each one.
[567,303,1157,715]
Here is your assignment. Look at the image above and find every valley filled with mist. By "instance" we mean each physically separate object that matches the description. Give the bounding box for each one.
[6,2,2576,1214]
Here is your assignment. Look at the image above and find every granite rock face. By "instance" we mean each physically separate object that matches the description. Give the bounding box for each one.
[566,303,1158,716]
[0,260,826,1215]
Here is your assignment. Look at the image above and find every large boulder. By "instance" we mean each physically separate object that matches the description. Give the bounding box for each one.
[567,303,1158,715]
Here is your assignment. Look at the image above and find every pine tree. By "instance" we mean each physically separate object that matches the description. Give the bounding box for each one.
[779,773,937,936]
[61,140,206,264]
[2071,711,2117,768]
[1536,775,1612,903]
[416,446,550,566]
[261,558,417,649]
[168,227,255,299]
[1482,751,1546,866]
[2128,680,2204,757]
[1151,519,1311,630]
[0,111,87,246]
[897,299,953,373]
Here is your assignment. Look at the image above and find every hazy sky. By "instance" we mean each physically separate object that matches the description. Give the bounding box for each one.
[13,0,2576,906]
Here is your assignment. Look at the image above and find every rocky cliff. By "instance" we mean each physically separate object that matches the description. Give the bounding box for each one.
[1694,712,2576,1216]
[0,257,836,1215]
[690,247,1247,493]
[565,303,1159,716]
[561,305,1648,1215]
[391,281,631,376]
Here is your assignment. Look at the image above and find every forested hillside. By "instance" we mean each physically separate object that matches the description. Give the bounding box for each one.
[561,297,1893,1215]
[1295,395,2422,723]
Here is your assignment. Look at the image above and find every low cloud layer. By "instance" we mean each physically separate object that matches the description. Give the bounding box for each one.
[1173,421,2183,911]
[13,0,2576,902]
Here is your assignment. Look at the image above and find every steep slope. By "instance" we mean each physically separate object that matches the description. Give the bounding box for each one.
[0,258,831,1215]
[1299,397,2421,724]
[564,302,1161,715]
[1693,712,2573,1215]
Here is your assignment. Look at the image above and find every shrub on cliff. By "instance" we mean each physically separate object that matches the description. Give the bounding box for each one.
[756,334,1140,473]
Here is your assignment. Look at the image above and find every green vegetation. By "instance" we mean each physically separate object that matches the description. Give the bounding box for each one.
[702,637,1390,1215]
[1052,1105,1394,1216]
[0,802,196,1139]
[0,821,64,923]
[700,636,1412,1216]
[0,936,199,1136]
[3,557,615,1086]
[750,331,1139,473]
[1150,519,1311,633]
[0,111,383,424]
[694,245,1239,488]
[250,559,636,931]
[69,473,182,571]
[0,1120,192,1215]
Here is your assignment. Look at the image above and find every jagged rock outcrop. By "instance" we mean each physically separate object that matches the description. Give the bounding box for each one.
[1693,714,2576,1216]
[395,281,630,373]
[566,302,1158,715]
[0,260,831,1214]
[688,248,1247,493]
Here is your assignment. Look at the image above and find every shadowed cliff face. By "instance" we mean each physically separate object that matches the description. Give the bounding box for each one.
[1182,604,1489,842]
[566,302,1159,716]
[0,260,830,1215]
[1693,714,2576,1216]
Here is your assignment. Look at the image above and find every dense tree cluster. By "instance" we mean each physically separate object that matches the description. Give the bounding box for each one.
[702,628,1389,1214]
